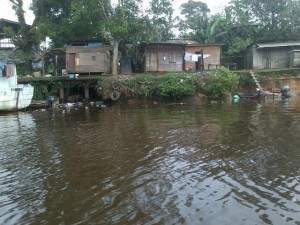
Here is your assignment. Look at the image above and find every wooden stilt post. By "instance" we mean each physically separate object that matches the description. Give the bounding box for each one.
[201,49,204,70]
[59,88,65,103]
[84,86,90,103]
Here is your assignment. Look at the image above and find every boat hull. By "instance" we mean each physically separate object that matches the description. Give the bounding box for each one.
[0,85,34,111]
[238,93,266,100]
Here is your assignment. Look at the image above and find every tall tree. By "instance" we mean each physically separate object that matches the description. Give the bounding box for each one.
[6,0,39,72]
[286,0,300,38]
[31,0,109,47]
[105,4,129,75]
[220,5,258,58]
[149,0,174,41]
[227,0,300,39]
[8,0,32,51]
[178,0,226,44]
[194,16,227,44]
[102,0,145,75]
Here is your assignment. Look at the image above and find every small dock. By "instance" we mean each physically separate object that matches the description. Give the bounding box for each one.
[18,75,104,103]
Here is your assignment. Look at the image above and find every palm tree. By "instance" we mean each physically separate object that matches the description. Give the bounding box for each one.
[193,18,227,44]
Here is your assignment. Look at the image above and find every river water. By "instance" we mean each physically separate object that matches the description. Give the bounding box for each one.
[0,97,300,225]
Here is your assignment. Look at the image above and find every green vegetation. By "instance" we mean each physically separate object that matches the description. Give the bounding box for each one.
[96,67,239,100]
[24,67,300,101]
[201,67,239,99]
[29,80,62,100]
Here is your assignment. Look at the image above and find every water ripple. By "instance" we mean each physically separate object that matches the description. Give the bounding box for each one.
[1,103,300,224]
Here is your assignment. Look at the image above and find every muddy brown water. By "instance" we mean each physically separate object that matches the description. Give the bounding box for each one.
[0,98,300,225]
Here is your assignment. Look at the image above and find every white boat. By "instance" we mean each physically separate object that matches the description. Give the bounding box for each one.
[0,60,34,111]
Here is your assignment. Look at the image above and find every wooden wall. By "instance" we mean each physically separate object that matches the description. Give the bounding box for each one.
[248,46,300,69]
[289,51,300,68]
[185,45,222,71]
[66,46,111,74]
[145,44,184,72]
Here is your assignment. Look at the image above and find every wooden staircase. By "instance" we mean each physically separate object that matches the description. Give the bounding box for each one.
[250,71,263,91]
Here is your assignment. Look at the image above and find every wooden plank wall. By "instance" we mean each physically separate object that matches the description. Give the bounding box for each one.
[145,45,184,72]
[66,46,111,73]
[185,45,222,71]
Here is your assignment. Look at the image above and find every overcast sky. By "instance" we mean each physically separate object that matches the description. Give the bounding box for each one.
[1,0,230,25]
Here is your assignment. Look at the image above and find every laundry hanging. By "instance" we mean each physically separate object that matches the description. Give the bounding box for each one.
[184,52,191,61]
[191,54,199,62]
[184,52,211,61]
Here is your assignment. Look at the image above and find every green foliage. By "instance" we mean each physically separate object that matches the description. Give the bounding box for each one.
[30,80,62,100]
[4,0,40,72]
[227,37,252,56]
[177,1,228,44]
[31,83,49,100]
[31,0,108,47]
[180,0,210,21]
[225,0,300,40]
[7,0,39,53]
[201,67,239,99]
[97,73,204,100]
[238,73,255,87]
[106,5,129,41]
[16,61,32,76]
[125,74,158,97]
[194,18,227,44]
[97,69,239,100]
[177,0,211,41]
[157,73,197,98]
[149,0,174,41]
[98,70,239,100]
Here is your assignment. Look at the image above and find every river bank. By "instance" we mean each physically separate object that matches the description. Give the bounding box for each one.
[18,68,300,105]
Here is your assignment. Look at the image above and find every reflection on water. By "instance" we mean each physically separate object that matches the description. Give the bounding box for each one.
[0,98,300,225]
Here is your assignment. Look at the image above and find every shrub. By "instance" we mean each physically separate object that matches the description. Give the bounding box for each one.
[201,67,239,99]
[157,73,197,99]
[96,68,238,100]
[97,73,203,100]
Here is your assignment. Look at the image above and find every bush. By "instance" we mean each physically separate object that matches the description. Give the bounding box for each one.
[157,73,197,98]
[96,68,238,100]
[97,73,203,100]
[201,67,239,99]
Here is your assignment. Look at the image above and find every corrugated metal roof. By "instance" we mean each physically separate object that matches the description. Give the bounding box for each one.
[257,42,300,48]
[168,39,198,44]
[143,42,186,45]
[186,44,223,47]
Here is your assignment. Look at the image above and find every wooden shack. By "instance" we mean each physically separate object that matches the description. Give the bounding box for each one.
[289,50,300,68]
[66,41,112,74]
[244,41,300,69]
[184,44,223,71]
[143,43,185,72]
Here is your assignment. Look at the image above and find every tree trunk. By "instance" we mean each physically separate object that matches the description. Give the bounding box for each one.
[9,0,33,71]
[10,0,29,50]
[112,39,120,76]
